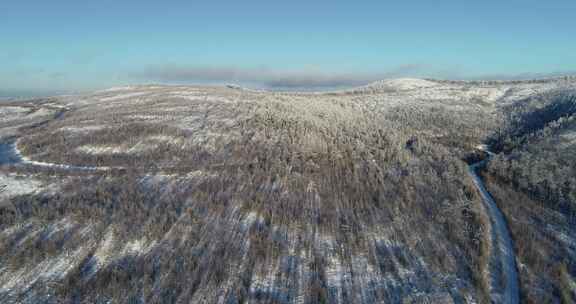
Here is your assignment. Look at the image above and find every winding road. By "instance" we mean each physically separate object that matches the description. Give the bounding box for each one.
[0,140,114,171]
[468,150,520,304]
[0,105,108,170]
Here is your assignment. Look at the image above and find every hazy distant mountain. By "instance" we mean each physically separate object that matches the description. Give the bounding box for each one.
[0,89,72,100]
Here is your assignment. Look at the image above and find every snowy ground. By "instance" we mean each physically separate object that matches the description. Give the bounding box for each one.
[0,77,574,303]
[76,135,184,156]
[0,173,43,200]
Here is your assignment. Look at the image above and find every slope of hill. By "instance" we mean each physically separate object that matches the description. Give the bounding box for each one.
[0,78,575,303]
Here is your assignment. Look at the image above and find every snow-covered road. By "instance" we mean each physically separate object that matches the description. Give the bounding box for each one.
[0,141,113,171]
[469,155,519,304]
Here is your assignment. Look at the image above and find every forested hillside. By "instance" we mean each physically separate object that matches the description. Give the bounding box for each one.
[0,78,575,303]
[484,90,576,303]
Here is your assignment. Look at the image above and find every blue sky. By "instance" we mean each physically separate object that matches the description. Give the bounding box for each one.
[1,0,575,93]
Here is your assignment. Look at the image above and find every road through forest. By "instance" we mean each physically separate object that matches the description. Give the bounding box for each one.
[469,154,520,304]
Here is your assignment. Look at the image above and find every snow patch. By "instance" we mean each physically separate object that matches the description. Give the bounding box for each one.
[0,173,43,199]
[99,86,139,92]
[121,238,156,256]
[76,145,128,155]
[0,106,29,119]
[380,78,439,90]
[76,135,183,155]
[99,92,148,102]
[0,247,87,294]
[560,130,576,147]
[87,228,116,277]
[59,125,106,133]
[242,211,264,230]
